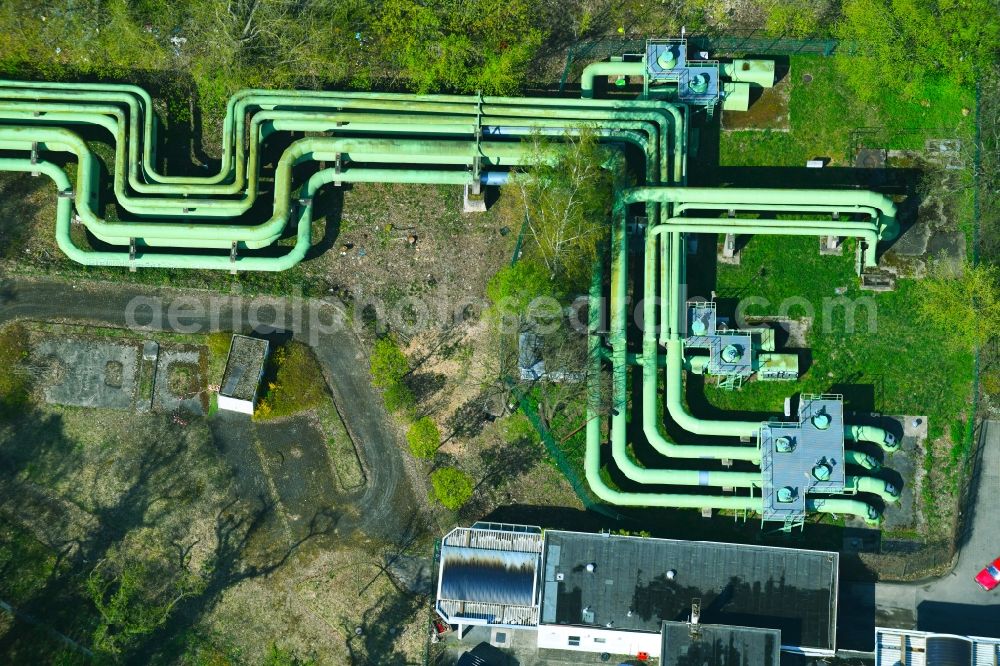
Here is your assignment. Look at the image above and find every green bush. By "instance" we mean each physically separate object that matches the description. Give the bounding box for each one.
[486,260,555,310]
[836,0,999,103]
[206,331,232,362]
[916,261,1000,351]
[372,0,543,94]
[407,417,441,459]
[263,644,314,666]
[370,337,409,388]
[383,381,416,414]
[431,467,474,510]
[255,342,327,420]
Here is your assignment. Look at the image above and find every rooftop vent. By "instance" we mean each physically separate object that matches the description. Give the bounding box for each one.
[656,46,679,70]
[777,486,798,503]
[812,462,832,481]
[775,436,796,453]
[812,410,832,430]
[721,343,744,364]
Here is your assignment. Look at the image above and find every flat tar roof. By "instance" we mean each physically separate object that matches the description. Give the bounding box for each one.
[661,621,780,666]
[219,334,269,401]
[540,531,838,651]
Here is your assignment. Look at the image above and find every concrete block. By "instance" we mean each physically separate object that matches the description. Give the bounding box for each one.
[463,184,486,213]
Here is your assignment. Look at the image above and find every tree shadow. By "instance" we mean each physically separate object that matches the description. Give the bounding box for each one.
[447,392,495,440]
[140,497,340,662]
[407,372,447,403]
[454,426,546,521]
[828,381,875,413]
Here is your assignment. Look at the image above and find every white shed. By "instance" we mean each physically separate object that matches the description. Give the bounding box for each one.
[217,334,269,415]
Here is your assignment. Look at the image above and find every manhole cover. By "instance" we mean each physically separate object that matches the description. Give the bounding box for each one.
[855,148,887,169]
[802,73,813,83]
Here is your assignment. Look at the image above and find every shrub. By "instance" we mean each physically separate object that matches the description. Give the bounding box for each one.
[206,331,232,362]
[255,342,327,420]
[383,381,416,414]
[372,0,544,94]
[916,261,1000,351]
[407,417,440,459]
[370,337,409,388]
[263,644,313,666]
[836,0,999,103]
[486,260,554,310]
[431,467,474,510]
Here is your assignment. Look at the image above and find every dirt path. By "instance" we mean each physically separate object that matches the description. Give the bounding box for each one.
[0,277,418,540]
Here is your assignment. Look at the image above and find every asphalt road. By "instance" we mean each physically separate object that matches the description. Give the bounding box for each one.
[840,418,1000,647]
[0,277,416,540]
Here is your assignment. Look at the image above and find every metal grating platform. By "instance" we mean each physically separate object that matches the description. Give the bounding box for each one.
[760,394,846,525]
[685,302,753,378]
[646,39,721,105]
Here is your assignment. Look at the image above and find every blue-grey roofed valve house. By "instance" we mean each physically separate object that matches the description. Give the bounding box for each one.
[760,394,847,531]
[217,334,269,415]
[435,524,839,662]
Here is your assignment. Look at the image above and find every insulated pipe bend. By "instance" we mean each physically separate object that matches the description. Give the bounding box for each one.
[845,449,882,470]
[588,253,766,512]
[846,475,901,503]
[641,226,761,461]
[846,424,900,452]
[622,186,898,240]
[581,61,647,99]
[0,83,686,191]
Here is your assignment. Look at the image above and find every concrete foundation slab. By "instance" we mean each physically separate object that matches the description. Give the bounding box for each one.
[153,348,205,415]
[35,338,138,410]
[888,221,932,257]
[925,231,966,273]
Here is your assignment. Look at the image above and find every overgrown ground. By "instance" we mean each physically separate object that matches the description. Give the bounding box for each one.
[0,322,425,664]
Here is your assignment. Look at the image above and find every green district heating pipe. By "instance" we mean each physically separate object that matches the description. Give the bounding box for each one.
[0,75,901,525]
[576,53,901,523]
[587,254,887,524]
[0,80,693,264]
[602,188,898,524]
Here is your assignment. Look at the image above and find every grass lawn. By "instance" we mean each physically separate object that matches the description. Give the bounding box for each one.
[719,55,975,166]
[704,235,974,438]
[700,54,978,540]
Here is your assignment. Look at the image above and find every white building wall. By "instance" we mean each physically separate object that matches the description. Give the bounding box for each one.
[536,624,661,658]
[217,394,254,415]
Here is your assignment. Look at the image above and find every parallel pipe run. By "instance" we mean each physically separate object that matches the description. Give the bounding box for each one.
[0,84,685,196]
[0,81,689,263]
[587,257,883,524]
[0,77,903,525]
[592,177,902,524]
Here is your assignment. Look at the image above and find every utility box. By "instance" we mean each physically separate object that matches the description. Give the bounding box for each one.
[217,334,270,415]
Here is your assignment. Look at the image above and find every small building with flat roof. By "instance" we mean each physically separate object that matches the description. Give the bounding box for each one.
[217,334,269,415]
[436,523,543,630]
[538,530,838,658]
